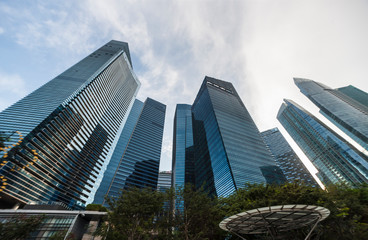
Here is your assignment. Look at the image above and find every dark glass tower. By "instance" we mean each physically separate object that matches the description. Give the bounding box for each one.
[93,98,166,205]
[295,78,368,151]
[0,40,140,209]
[191,77,285,197]
[277,99,368,186]
[260,128,318,186]
[171,104,195,189]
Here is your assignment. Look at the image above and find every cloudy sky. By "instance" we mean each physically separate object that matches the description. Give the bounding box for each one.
[0,0,367,174]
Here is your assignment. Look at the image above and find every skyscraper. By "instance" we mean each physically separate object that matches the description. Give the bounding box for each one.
[93,98,166,205]
[191,77,285,197]
[277,99,368,186]
[171,104,195,189]
[0,40,140,209]
[294,78,368,151]
[260,128,318,186]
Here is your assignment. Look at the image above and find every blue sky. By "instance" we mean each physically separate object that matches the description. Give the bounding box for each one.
[1,0,368,175]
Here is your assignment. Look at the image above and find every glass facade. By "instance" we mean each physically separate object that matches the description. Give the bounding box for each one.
[93,98,166,205]
[295,78,368,151]
[261,128,318,186]
[171,104,195,189]
[0,41,140,209]
[92,99,144,204]
[277,99,368,186]
[191,77,284,197]
[157,171,172,192]
[337,85,368,108]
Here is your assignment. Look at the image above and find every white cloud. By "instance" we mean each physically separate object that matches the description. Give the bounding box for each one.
[0,71,27,111]
[0,1,98,56]
[0,27,4,34]
[241,0,368,130]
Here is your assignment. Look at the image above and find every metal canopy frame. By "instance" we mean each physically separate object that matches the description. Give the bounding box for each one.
[219,204,330,240]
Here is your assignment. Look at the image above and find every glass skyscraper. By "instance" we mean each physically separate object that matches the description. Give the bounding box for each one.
[93,98,166,205]
[191,77,285,197]
[277,99,368,186]
[260,128,318,186]
[294,78,368,151]
[0,40,140,209]
[171,104,195,189]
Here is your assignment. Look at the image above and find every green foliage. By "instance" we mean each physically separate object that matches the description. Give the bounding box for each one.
[171,184,226,240]
[101,187,165,240]
[318,184,368,240]
[96,185,226,240]
[0,214,45,240]
[95,183,368,240]
[85,203,108,212]
[221,182,327,216]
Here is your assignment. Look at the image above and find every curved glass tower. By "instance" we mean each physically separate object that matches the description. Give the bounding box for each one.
[277,99,368,186]
[294,78,368,151]
[0,41,140,209]
[192,77,285,197]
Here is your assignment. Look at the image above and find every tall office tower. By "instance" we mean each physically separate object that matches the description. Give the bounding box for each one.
[294,78,368,151]
[191,76,285,197]
[260,128,318,186]
[93,98,166,205]
[0,40,140,209]
[277,99,368,186]
[157,171,172,192]
[171,104,195,189]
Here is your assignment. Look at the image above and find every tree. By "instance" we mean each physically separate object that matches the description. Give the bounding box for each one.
[319,184,368,240]
[94,182,368,239]
[171,184,226,240]
[95,185,226,240]
[0,214,45,240]
[99,187,165,240]
[85,203,108,212]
